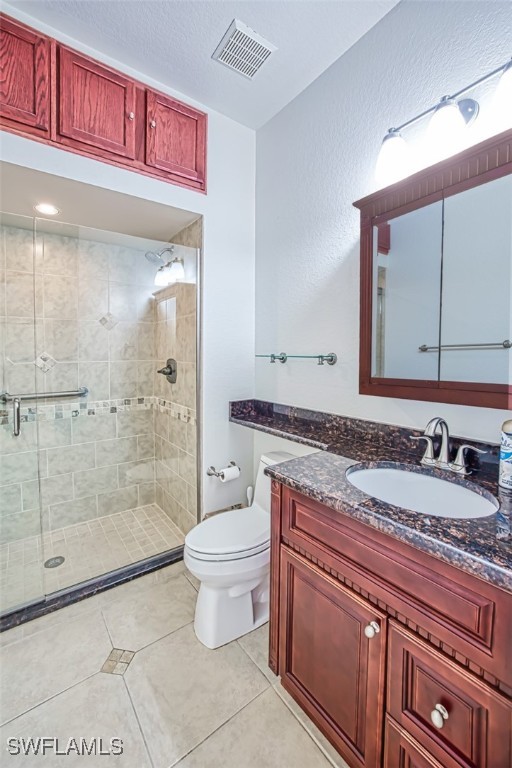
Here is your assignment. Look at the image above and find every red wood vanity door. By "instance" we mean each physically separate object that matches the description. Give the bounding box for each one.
[58,46,135,158]
[145,88,206,187]
[279,548,387,768]
[0,14,50,135]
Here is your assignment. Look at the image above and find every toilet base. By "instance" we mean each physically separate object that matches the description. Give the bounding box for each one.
[193,574,269,649]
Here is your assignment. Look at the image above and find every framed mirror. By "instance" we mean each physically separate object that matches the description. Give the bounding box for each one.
[354,128,512,409]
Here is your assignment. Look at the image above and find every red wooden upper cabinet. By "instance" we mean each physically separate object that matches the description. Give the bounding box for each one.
[145,89,206,189]
[0,14,51,136]
[57,45,135,159]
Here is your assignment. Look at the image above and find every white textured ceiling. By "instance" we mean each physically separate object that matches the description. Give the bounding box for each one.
[6,0,399,128]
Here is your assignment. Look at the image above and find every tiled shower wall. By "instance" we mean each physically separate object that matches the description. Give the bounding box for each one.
[1,226,197,543]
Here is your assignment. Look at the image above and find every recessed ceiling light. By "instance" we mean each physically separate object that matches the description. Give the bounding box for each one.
[34,202,60,216]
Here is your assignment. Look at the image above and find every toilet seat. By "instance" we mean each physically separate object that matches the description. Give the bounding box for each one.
[185,505,270,562]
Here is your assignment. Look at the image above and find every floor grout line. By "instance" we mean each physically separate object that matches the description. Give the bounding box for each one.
[0,669,105,729]
[168,686,271,767]
[122,676,156,768]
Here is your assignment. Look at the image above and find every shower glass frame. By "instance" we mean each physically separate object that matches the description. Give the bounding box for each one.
[1,211,200,619]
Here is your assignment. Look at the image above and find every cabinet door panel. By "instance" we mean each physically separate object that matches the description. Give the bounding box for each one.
[146,89,206,185]
[279,548,386,768]
[0,14,50,133]
[58,46,135,158]
[388,622,512,768]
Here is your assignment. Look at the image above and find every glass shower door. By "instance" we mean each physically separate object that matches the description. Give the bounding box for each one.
[0,213,45,615]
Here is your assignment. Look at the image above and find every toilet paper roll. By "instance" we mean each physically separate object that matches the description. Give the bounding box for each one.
[219,465,240,483]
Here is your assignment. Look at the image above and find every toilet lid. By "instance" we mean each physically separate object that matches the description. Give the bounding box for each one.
[185,505,270,557]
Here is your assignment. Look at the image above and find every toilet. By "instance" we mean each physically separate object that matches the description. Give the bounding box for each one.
[184,451,297,649]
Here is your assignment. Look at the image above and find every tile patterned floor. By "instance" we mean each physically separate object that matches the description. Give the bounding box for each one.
[0,563,350,767]
[0,505,184,614]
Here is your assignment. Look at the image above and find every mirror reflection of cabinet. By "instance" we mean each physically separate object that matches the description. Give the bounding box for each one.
[354,129,512,409]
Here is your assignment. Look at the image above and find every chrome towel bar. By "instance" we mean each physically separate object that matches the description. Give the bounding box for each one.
[0,387,89,403]
[256,353,337,365]
[418,340,511,352]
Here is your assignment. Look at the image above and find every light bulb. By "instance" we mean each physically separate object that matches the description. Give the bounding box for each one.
[167,258,185,282]
[427,97,466,163]
[154,265,171,287]
[492,61,512,132]
[375,130,411,188]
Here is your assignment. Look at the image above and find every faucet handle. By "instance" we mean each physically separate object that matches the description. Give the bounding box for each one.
[450,444,487,475]
[410,435,436,466]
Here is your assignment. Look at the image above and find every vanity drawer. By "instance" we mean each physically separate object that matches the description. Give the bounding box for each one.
[387,622,512,768]
[384,717,460,768]
[281,487,511,686]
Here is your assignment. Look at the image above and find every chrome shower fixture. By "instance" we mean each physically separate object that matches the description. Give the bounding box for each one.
[144,245,175,266]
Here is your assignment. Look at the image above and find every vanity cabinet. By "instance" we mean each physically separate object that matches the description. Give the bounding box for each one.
[270,482,512,768]
[0,15,51,137]
[0,13,207,192]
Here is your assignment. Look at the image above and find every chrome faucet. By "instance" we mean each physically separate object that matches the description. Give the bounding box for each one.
[411,417,486,475]
[424,417,451,468]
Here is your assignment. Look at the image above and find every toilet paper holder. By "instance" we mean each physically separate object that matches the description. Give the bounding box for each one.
[207,461,240,479]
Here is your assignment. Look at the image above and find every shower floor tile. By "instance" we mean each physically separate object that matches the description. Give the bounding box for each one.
[0,504,184,615]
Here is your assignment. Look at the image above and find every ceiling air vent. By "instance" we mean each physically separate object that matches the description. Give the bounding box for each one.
[212,19,277,80]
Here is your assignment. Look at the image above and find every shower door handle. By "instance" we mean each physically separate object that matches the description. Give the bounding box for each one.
[13,397,21,437]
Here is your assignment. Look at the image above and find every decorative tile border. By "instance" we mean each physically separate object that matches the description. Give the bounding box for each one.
[1,396,196,427]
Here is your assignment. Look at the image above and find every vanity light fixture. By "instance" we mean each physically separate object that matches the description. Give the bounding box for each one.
[167,256,185,282]
[426,96,476,163]
[33,202,60,216]
[154,256,185,286]
[154,263,172,287]
[375,56,511,187]
[374,129,410,187]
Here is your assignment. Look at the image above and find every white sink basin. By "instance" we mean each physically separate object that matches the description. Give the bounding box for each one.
[347,466,498,519]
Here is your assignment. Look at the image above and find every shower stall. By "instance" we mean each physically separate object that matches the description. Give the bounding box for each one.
[0,206,200,618]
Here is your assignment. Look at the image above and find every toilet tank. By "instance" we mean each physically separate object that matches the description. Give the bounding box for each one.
[254,451,297,512]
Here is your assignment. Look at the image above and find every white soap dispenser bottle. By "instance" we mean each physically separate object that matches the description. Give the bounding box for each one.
[499,419,512,490]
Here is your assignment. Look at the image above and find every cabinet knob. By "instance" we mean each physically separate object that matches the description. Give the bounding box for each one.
[128,111,135,120]
[364,620,380,639]
[430,703,449,729]
[150,119,156,128]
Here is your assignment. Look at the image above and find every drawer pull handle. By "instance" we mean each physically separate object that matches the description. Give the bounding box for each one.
[364,621,380,639]
[150,119,156,128]
[128,112,135,120]
[430,703,449,729]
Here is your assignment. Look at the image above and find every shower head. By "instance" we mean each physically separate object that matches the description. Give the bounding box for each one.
[145,245,174,266]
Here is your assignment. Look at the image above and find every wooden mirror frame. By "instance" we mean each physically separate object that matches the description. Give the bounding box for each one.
[353,128,512,410]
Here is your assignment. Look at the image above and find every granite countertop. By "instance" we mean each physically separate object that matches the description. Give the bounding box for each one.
[265,451,511,591]
[229,399,511,591]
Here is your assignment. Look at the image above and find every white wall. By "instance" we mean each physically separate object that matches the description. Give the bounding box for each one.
[256,0,512,443]
[0,6,256,515]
